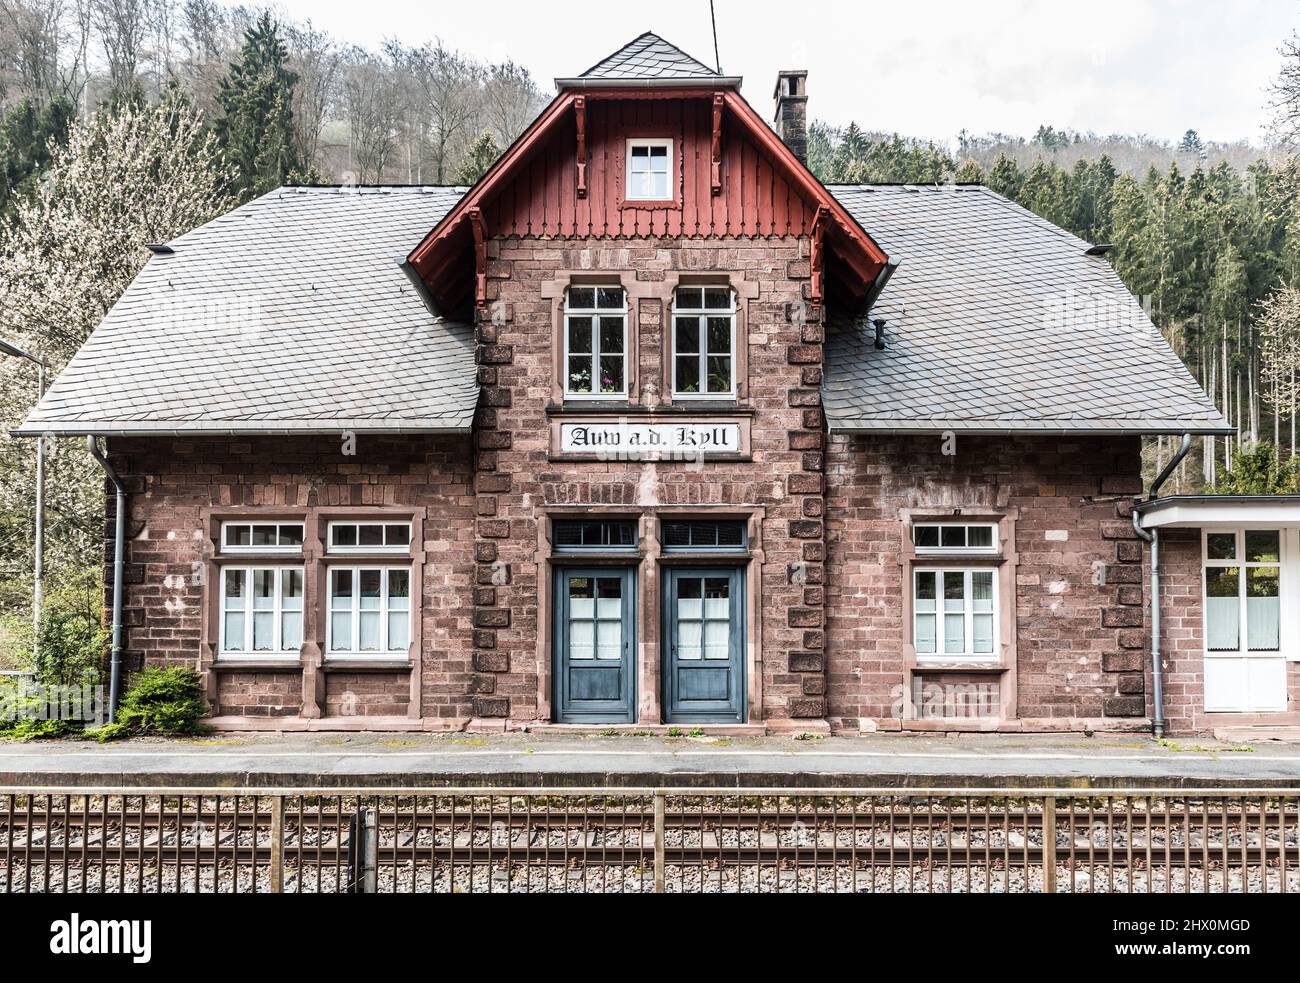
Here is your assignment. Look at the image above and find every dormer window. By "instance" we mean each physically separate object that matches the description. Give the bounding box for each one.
[626,139,672,201]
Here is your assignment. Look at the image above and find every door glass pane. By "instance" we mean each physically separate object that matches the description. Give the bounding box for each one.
[676,578,702,660]
[568,577,595,660]
[1206,533,1236,560]
[595,619,622,661]
[702,619,729,660]
[1245,531,1280,563]
[595,578,622,661]
[703,578,729,616]
[1205,567,1240,651]
[1246,567,1280,651]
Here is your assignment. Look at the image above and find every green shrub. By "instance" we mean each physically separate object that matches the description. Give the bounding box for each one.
[116,666,207,736]
[84,722,128,743]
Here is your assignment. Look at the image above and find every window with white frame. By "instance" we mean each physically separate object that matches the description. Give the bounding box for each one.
[913,569,997,659]
[327,567,412,656]
[220,567,304,656]
[626,139,672,200]
[1204,530,1281,654]
[672,286,735,397]
[912,523,997,554]
[564,285,627,398]
[327,521,412,553]
[221,522,304,552]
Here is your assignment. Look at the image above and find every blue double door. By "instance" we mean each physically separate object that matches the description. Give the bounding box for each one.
[553,567,745,724]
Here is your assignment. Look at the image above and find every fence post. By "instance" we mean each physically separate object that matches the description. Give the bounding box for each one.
[1042,795,1057,894]
[269,795,285,894]
[653,791,666,894]
[363,807,378,894]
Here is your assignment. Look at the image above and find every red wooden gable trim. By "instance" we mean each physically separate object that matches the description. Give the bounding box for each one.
[720,90,888,272]
[407,92,575,276]
[574,95,587,198]
[406,86,888,310]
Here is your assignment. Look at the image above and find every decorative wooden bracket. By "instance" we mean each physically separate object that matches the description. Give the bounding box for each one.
[469,207,488,312]
[711,92,723,195]
[575,96,587,199]
[809,206,826,304]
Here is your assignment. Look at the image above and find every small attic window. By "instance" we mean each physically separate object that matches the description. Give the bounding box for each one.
[626,139,672,201]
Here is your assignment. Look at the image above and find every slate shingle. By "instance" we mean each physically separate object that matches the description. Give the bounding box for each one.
[17,186,479,435]
[823,184,1232,435]
[574,32,721,81]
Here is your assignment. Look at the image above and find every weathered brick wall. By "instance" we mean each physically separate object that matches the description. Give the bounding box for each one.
[824,433,1148,730]
[108,434,475,721]
[473,236,827,723]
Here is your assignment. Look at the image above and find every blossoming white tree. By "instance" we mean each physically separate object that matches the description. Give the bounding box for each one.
[0,91,232,659]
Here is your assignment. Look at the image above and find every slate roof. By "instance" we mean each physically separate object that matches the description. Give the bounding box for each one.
[16,186,479,436]
[823,185,1232,435]
[562,31,728,84]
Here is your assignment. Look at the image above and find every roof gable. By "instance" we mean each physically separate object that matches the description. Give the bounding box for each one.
[407,44,889,313]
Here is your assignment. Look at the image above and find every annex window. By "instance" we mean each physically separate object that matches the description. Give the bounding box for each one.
[1204,530,1281,654]
[221,522,304,553]
[672,286,735,398]
[553,520,639,552]
[661,520,747,552]
[626,139,672,200]
[220,567,304,656]
[564,285,627,399]
[327,567,412,656]
[913,569,996,660]
[912,523,997,554]
[327,521,412,554]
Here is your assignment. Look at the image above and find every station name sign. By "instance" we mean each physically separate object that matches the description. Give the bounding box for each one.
[557,420,745,461]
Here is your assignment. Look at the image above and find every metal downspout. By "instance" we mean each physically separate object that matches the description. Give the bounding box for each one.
[1131,433,1193,739]
[87,437,126,723]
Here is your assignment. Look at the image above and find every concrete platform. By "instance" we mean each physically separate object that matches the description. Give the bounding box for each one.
[2,731,1299,789]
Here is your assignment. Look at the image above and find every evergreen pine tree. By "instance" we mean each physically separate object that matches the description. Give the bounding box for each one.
[215,14,305,198]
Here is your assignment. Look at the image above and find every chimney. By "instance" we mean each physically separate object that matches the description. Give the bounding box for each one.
[774,70,808,164]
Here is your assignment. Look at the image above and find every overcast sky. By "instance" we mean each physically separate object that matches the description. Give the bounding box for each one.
[267,0,1296,144]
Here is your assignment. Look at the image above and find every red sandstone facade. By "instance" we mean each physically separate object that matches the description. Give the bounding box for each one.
[71,37,1264,736]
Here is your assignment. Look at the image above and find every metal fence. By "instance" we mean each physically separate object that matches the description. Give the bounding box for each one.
[1,787,1297,893]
